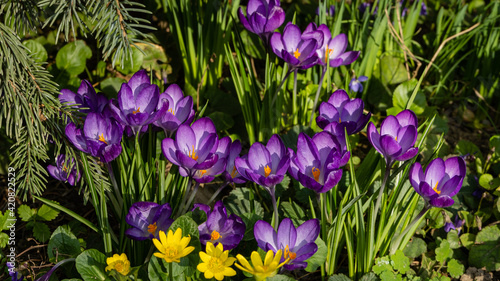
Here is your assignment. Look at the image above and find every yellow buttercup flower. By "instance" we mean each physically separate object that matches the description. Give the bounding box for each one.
[235,249,289,281]
[197,242,237,280]
[153,228,195,263]
[105,253,131,276]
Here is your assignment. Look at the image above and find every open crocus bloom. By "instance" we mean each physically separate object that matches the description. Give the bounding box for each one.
[410,156,466,208]
[270,22,324,70]
[254,218,320,271]
[193,201,246,250]
[238,0,285,45]
[47,154,81,186]
[222,139,247,184]
[154,84,195,137]
[191,136,230,184]
[162,117,220,178]
[289,132,349,193]
[60,79,109,114]
[125,202,174,240]
[367,109,419,165]
[316,89,371,134]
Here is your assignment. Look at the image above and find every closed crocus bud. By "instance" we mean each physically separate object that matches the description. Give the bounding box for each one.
[238,0,285,45]
[154,84,195,137]
[60,79,109,114]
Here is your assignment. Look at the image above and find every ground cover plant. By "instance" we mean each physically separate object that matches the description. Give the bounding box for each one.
[1,0,500,280]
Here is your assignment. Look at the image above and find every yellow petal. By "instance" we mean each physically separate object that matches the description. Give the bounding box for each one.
[206,242,215,254]
[214,272,225,281]
[224,257,237,266]
[199,251,211,263]
[223,267,237,276]
[251,251,264,268]
[181,246,195,257]
[180,236,191,248]
[160,230,169,247]
[153,238,165,253]
[234,262,251,273]
[204,270,215,279]
[197,263,208,272]
[172,228,182,242]
[263,250,274,266]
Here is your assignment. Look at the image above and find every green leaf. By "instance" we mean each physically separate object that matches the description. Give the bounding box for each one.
[100,77,127,97]
[469,224,500,271]
[459,233,476,250]
[446,230,461,249]
[446,259,464,279]
[48,225,82,262]
[268,274,297,281]
[169,215,199,239]
[359,272,378,281]
[116,46,144,75]
[280,201,306,224]
[479,174,500,190]
[373,256,393,274]
[304,237,327,273]
[435,240,452,263]
[224,188,264,217]
[0,232,9,248]
[379,270,402,281]
[379,55,408,85]
[37,204,60,221]
[490,135,500,158]
[148,255,168,281]
[32,222,51,243]
[23,39,48,63]
[75,249,109,281]
[391,250,410,274]
[240,212,262,241]
[207,111,234,131]
[389,79,426,115]
[454,140,483,162]
[403,237,427,258]
[18,205,34,222]
[327,274,352,281]
[0,210,11,231]
[56,40,92,76]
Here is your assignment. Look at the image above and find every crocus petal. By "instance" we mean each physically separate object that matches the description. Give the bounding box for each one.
[379,135,402,158]
[264,6,285,32]
[282,23,302,53]
[295,219,320,249]
[439,175,462,197]
[409,162,424,193]
[429,196,455,208]
[254,220,278,251]
[396,110,418,127]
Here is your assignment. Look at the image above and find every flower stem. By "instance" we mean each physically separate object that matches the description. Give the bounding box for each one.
[181,182,200,215]
[175,178,193,218]
[374,161,392,220]
[106,163,123,216]
[207,181,229,206]
[269,186,279,230]
[293,69,298,124]
[309,66,328,127]
[271,68,293,106]
[169,262,173,281]
[390,205,430,254]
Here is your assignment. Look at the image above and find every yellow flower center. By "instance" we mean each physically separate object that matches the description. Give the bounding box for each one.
[230,166,238,178]
[114,262,124,273]
[264,165,271,178]
[211,230,221,241]
[293,48,301,59]
[133,107,141,114]
[312,167,321,182]
[200,169,207,176]
[165,246,179,258]
[189,145,198,160]
[324,45,334,63]
[433,181,441,194]
[62,164,68,172]
[98,133,108,144]
[207,257,225,272]
[284,245,297,261]
[168,108,175,114]
[148,222,157,235]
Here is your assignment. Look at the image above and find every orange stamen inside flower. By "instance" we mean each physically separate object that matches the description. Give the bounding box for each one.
[210,230,221,241]
[148,222,157,234]
[133,107,141,114]
[98,133,108,144]
[324,45,333,63]
[312,167,321,182]
[168,108,175,115]
[62,165,68,172]
[189,145,198,160]
[230,166,238,178]
[284,245,297,261]
[200,170,207,176]
[433,181,441,194]
[264,165,271,177]
[294,48,301,59]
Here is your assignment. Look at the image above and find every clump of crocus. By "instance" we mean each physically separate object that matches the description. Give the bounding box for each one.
[109,69,168,135]
[105,253,131,276]
[193,201,246,250]
[162,117,220,178]
[154,84,195,137]
[125,202,174,240]
[289,132,349,193]
[153,229,195,263]
[254,218,320,271]
[59,80,109,114]
[65,113,124,163]
[410,156,466,208]
[316,89,371,134]
[235,249,289,281]
[270,22,324,70]
[367,109,419,166]
[197,242,237,281]
[238,0,285,45]
[47,154,81,186]
[349,75,368,93]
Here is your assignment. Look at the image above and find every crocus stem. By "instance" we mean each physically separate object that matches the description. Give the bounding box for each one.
[269,186,279,230]
[182,182,200,215]
[134,131,148,200]
[271,68,294,106]
[390,205,431,254]
[106,163,123,216]
[175,178,193,218]
[207,181,229,206]
[374,161,392,219]
[293,69,298,124]
[309,66,328,127]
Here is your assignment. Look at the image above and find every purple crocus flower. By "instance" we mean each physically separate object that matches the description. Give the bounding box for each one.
[193,201,246,250]
[109,70,168,135]
[222,139,247,184]
[65,113,123,163]
[235,134,291,189]
[192,136,230,184]
[367,110,419,165]
[238,0,285,45]
[47,154,81,186]
[270,22,324,70]
[154,84,195,137]
[254,218,320,271]
[316,5,335,17]
[59,80,108,114]
[444,215,465,234]
[7,262,24,281]
[289,132,349,193]
[349,75,368,93]
[161,117,220,178]
[316,89,371,134]
[305,23,359,68]
[125,202,174,240]
[409,156,467,208]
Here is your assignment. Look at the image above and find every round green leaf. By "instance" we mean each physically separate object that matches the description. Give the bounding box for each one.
[468,225,500,271]
[403,237,427,258]
[447,259,464,278]
[56,40,92,76]
[304,237,327,272]
[23,39,48,63]
[48,225,82,262]
[479,174,500,190]
[75,249,109,281]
